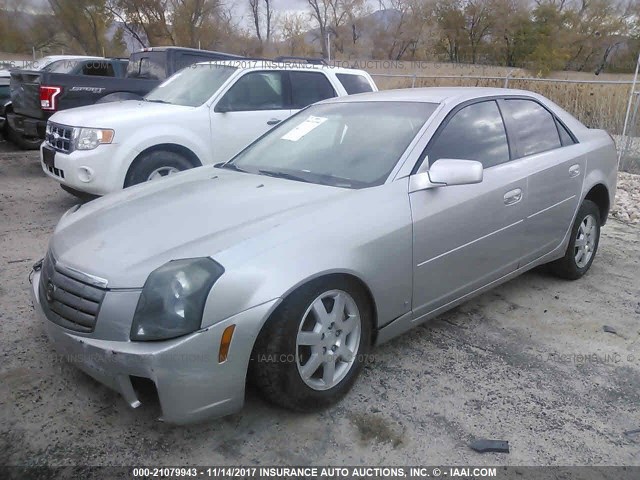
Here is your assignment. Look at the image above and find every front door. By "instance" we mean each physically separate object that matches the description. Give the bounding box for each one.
[410,100,528,317]
[210,71,291,164]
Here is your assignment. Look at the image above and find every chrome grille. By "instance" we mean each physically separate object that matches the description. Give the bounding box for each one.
[45,123,74,153]
[39,252,106,333]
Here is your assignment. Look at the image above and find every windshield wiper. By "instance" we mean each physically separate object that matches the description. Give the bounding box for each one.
[258,169,311,183]
[214,162,249,173]
[143,98,170,104]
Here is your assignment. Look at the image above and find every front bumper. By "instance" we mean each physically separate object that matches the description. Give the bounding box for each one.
[40,143,123,196]
[31,269,279,424]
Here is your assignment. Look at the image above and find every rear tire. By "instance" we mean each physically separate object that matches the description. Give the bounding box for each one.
[549,200,601,280]
[251,276,372,412]
[124,150,194,188]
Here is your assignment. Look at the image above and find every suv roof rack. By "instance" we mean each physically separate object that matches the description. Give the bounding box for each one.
[273,56,328,66]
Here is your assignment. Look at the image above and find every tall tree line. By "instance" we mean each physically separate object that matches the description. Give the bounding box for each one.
[1,0,640,74]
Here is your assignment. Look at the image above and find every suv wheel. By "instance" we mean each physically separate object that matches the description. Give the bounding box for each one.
[124,150,194,188]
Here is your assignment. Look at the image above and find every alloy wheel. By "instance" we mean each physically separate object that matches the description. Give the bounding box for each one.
[296,290,362,391]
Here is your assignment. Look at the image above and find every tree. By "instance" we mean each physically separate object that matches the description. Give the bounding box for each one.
[249,0,273,45]
[463,0,492,63]
[432,0,466,63]
[307,0,363,58]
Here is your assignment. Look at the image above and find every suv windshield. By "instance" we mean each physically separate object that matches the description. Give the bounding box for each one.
[227,101,438,188]
[144,64,237,107]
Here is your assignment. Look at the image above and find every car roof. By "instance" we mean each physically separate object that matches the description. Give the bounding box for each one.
[42,55,102,61]
[197,59,367,74]
[132,46,245,58]
[320,87,543,105]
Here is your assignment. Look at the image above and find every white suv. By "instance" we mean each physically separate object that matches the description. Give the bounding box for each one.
[40,60,377,196]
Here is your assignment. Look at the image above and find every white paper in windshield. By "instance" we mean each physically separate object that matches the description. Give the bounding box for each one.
[281,115,327,142]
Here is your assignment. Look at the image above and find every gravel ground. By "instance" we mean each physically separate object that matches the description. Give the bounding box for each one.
[611,172,640,224]
[1,149,639,467]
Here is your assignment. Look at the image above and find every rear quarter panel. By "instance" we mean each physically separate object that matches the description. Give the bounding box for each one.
[579,129,618,220]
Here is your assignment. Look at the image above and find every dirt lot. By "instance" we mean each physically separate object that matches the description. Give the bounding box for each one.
[1,145,639,467]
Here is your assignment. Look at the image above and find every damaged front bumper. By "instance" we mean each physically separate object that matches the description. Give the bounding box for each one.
[31,269,279,424]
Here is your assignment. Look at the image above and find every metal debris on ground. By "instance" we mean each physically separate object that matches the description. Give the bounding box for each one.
[469,439,510,454]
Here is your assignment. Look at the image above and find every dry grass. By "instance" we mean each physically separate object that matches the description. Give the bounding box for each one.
[363,62,640,172]
[371,73,631,135]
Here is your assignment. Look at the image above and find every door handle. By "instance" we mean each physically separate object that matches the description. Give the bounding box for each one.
[569,164,581,178]
[504,188,523,206]
[267,118,281,126]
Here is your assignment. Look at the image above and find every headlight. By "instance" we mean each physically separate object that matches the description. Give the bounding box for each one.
[130,258,224,341]
[74,127,114,150]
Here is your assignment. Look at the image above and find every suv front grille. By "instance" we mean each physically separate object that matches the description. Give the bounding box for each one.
[39,252,106,333]
[45,123,74,153]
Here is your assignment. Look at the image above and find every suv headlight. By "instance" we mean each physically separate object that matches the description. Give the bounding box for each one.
[74,127,114,150]
[130,258,224,341]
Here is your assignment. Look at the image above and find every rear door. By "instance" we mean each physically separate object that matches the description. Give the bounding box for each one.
[210,70,291,164]
[499,98,585,265]
[288,71,337,113]
[410,99,528,317]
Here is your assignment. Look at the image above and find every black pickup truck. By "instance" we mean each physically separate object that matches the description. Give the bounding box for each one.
[8,47,244,149]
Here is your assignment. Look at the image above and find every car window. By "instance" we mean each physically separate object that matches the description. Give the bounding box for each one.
[82,62,115,77]
[230,101,438,188]
[145,64,237,107]
[503,99,561,157]
[41,60,81,74]
[428,100,510,168]
[289,71,336,109]
[176,54,220,71]
[0,84,9,101]
[336,73,374,94]
[557,119,576,146]
[218,71,286,112]
[127,52,167,80]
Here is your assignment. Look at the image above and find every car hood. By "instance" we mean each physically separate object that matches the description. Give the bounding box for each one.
[50,168,348,288]
[49,100,193,128]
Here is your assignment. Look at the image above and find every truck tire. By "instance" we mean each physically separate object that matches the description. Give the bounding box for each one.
[124,149,194,188]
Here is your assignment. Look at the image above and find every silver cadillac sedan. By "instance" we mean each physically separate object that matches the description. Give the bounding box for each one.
[31,88,617,424]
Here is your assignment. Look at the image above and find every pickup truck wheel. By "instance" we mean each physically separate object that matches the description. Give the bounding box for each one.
[124,150,194,187]
[549,200,601,280]
[252,277,372,412]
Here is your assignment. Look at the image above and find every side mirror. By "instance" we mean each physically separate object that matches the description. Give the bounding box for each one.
[409,158,483,193]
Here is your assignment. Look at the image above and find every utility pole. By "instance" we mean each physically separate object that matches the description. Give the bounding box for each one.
[327,32,331,61]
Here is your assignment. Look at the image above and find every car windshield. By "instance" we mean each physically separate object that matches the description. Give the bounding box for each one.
[144,64,237,107]
[227,101,438,188]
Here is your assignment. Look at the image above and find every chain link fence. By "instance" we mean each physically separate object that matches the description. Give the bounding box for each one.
[369,72,639,173]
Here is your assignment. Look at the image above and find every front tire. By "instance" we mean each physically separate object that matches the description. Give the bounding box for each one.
[252,276,372,412]
[124,150,193,188]
[550,200,601,280]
